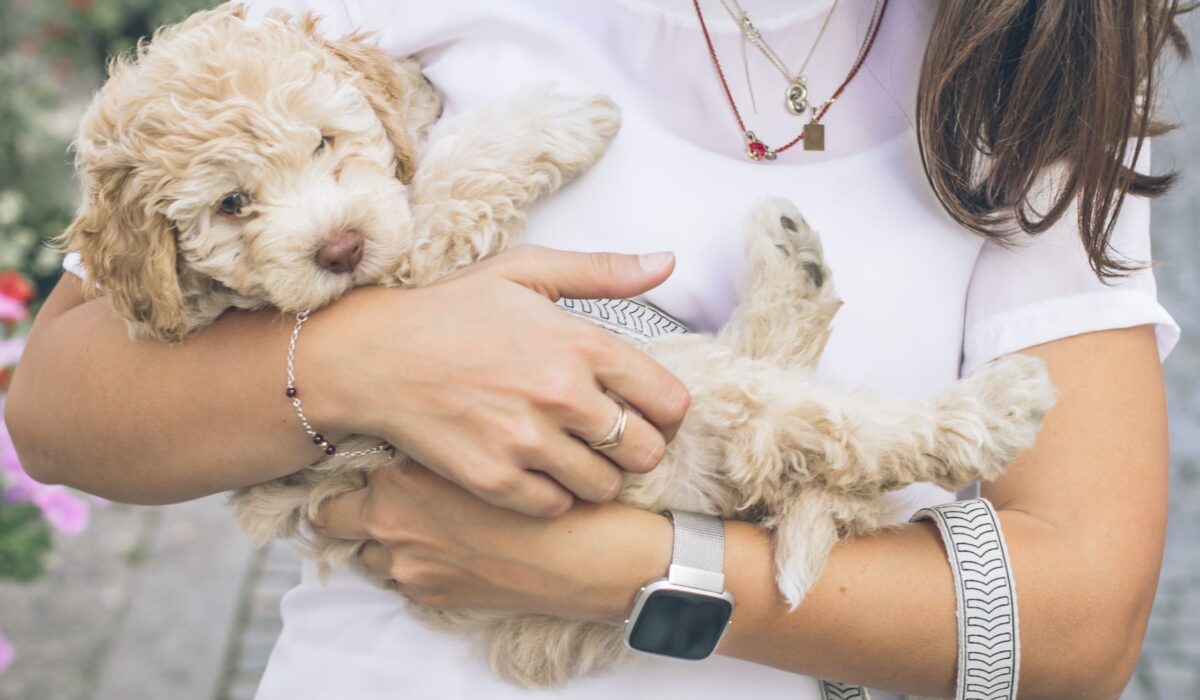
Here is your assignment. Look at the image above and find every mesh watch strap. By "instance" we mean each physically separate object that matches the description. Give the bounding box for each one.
[665,510,726,593]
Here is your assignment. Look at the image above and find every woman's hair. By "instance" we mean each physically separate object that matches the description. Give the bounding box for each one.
[918,0,1194,278]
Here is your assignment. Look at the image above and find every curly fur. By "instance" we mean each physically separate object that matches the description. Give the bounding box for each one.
[66,2,1058,688]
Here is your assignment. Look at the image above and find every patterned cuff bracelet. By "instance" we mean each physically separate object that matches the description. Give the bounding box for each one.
[912,497,1020,700]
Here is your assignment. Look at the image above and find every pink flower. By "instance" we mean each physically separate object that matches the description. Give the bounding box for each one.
[0,296,27,324]
[0,398,92,533]
[0,412,33,500]
[32,487,89,536]
[0,628,13,675]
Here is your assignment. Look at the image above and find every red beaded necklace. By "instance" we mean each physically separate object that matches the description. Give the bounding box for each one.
[691,0,891,160]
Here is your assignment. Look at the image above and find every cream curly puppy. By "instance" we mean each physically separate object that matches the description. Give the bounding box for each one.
[61,2,1057,688]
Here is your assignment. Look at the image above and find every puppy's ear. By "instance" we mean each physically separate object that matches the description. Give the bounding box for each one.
[306,20,440,184]
[59,168,189,342]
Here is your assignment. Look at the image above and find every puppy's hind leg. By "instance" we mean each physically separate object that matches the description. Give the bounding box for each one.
[718,198,842,367]
[803,354,1057,495]
[764,488,840,609]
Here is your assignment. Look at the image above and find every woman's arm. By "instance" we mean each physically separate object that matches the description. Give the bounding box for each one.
[716,325,1166,698]
[6,247,690,514]
[319,325,1167,699]
[7,273,314,504]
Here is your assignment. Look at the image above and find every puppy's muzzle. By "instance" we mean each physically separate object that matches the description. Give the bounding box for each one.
[316,229,365,274]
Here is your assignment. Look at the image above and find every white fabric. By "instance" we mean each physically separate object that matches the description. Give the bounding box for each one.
[62,0,1179,697]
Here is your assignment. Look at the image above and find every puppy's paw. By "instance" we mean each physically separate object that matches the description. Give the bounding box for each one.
[982,354,1058,432]
[744,197,831,300]
[530,89,621,176]
[951,354,1058,479]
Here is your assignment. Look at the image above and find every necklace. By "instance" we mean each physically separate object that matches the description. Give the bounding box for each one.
[692,0,890,160]
[719,0,841,116]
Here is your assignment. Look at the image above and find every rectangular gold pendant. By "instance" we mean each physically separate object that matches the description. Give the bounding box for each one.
[803,121,825,152]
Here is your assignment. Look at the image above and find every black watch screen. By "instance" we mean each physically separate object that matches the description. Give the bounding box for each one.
[625,588,734,659]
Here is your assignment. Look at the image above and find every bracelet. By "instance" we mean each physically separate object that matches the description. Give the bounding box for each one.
[286,309,392,459]
[819,681,870,700]
[912,498,1020,700]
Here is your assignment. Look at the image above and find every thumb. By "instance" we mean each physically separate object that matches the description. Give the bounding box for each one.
[489,245,675,301]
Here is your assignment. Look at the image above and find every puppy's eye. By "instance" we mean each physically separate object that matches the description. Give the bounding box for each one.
[218,192,250,215]
[315,135,334,154]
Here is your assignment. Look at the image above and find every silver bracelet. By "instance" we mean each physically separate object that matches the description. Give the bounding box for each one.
[286,309,392,459]
[912,497,1020,700]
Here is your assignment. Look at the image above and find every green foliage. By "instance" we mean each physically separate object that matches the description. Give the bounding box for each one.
[0,502,53,583]
[0,0,218,592]
[0,0,218,301]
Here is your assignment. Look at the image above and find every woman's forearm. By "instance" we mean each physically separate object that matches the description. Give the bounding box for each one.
[719,517,955,695]
[7,248,689,512]
[6,275,347,504]
[717,326,1167,698]
[309,328,1163,696]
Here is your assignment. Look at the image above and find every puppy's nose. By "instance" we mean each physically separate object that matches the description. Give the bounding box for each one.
[316,229,364,274]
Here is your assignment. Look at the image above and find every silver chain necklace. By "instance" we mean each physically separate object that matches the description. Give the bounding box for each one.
[718,0,841,116]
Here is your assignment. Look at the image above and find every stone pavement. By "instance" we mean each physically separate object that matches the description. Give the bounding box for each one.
[0,494,300,700]
[1124,11,1200,698]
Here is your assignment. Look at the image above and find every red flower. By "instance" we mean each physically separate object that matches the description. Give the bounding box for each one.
[69,0,95,10]
[0,272,34,304]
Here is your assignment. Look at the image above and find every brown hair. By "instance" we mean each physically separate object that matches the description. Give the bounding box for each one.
[918,0,1194,279]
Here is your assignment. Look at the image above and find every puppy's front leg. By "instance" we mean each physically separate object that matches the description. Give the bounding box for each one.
[403,86,621,285]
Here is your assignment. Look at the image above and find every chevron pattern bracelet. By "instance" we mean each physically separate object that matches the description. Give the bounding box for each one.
[912,498,1020,700]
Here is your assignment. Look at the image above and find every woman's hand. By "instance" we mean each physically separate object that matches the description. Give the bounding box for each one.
[313,459,673,624]
[302,245,691,518]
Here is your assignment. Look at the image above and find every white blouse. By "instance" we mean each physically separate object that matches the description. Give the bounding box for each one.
[66,0,1179,697]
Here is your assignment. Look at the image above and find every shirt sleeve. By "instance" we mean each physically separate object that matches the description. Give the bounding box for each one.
[61,251,85,279]
[961,161,1179,376]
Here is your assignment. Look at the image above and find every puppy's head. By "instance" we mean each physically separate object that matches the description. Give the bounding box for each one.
[61,3,441,341]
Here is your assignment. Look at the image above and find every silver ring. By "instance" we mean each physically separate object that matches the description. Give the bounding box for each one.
[588,403,627,451]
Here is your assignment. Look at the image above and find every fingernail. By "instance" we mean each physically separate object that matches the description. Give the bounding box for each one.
[638,252,674,271]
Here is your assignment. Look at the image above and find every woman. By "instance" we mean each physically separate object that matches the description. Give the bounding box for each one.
[7,0,1186,697]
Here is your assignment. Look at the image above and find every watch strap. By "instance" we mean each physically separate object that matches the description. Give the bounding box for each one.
[913,498,1019,700]
[819,681,871,700]
[556,297,691,342]
[665,510,726,593]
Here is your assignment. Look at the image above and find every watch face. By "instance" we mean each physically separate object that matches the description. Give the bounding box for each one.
[626,588,733,660]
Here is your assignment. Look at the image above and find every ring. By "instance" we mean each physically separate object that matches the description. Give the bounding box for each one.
[588,403,627,451]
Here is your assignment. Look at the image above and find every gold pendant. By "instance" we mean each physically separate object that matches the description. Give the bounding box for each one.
[803,120,825,151]
[785,78,808,116]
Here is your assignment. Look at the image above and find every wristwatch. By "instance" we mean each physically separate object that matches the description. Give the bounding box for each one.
[621,510,735,660]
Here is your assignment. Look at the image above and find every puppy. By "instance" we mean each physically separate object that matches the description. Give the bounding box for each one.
[61,3,1057,687]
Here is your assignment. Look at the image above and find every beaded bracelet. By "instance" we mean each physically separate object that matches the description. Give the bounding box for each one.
[912,497,1020,700]
[286,309,392,459]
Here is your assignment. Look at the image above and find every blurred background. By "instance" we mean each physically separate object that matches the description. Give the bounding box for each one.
[0,2,1196,699]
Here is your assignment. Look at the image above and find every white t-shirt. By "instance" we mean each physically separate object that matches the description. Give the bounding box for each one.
[65,0,1179,697]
